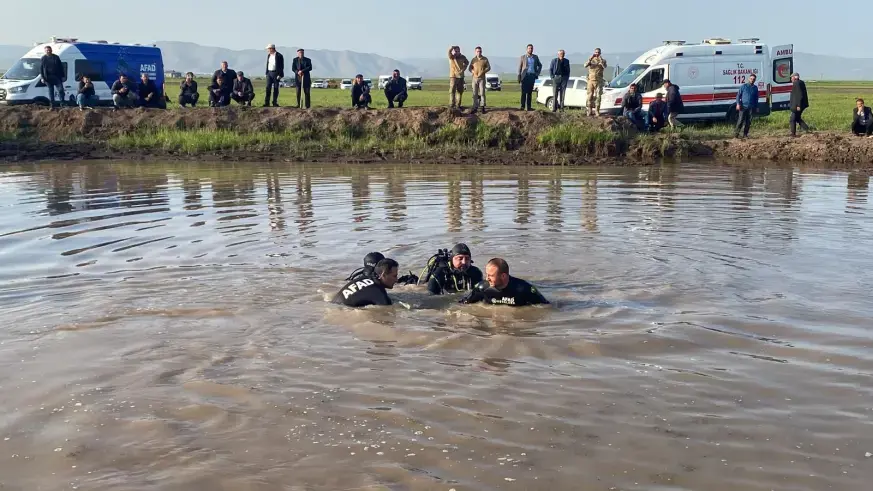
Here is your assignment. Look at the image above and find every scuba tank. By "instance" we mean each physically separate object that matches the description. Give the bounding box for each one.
[417,248,451,286]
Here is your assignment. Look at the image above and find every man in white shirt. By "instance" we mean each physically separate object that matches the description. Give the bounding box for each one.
[264,43,285,107]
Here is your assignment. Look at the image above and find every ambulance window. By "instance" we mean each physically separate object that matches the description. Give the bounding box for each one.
[75,60,105,82]
[773,58,793,84]
[60,63,68,82]
[639,68,665,93]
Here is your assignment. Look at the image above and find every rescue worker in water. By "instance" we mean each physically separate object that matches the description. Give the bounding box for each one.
[459,257,549,306]
[425,243,483,295]
[333,258,399,307]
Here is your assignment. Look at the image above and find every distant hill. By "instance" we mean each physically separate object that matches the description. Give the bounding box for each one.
[2,42,873,80]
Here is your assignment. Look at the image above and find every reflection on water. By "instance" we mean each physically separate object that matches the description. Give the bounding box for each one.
[0,161,872,491]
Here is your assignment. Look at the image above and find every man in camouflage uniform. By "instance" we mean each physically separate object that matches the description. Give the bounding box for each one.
[585,48,607,116]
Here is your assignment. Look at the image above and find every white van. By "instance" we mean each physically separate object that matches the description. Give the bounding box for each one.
[407,76,423,90]
[600,38,793,121]
[485,74,501,91]
[340,78,353,90]
[378,75,391,89]
[0,37,165,107]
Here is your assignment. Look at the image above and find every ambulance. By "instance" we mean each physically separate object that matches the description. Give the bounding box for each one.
[0,37,165,107]
[601,38,794,122]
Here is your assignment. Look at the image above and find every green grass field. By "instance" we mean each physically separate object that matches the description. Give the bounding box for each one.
[164,78,873,137]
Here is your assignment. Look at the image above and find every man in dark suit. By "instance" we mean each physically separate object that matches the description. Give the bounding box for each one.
[231,71,255,106]
[789,72,810,137]
[211,61,237,91]
[291,48,313,108]
[852,98,873,137]
[549,50,571,112]
[264,43,284,107]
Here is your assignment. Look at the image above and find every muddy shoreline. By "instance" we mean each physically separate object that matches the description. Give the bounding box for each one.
[1,106,871,169]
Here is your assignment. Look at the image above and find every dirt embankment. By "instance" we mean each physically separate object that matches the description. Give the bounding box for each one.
[1,106,872,168]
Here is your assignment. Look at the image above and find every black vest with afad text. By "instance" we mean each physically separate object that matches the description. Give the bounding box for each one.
[332,278,392,307]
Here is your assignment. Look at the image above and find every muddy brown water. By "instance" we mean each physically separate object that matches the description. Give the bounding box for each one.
[0,162,871,491]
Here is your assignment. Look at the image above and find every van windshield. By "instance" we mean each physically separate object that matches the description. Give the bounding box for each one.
[408,77,421,82]
[2,58,41,81]
[608,63,650,88]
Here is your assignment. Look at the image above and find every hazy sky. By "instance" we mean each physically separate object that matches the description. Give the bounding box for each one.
[4,1,870,58]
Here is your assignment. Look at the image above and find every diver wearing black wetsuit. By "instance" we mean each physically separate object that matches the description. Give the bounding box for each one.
[333,258,399,307]
[345,252,385,282]
[459,257,549,306]
[426,243,483,295]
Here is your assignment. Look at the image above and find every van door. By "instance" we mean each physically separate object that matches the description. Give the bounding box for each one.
[636,65,666,110]
[770,44,793,111]
[566,78,587,108]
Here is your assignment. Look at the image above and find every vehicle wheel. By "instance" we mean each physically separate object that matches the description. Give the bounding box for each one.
[546,97,554,111]
[33,97,50,106]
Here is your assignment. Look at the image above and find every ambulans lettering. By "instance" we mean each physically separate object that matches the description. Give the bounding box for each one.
[775,49,792,56]
[342,279,375,299]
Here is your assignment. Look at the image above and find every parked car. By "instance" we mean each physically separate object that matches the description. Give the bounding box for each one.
[340,78,353,90]
[536,76,588,111]
[363,78,373,88]
[378,75,391,89]
[279,79,295,88]
[311,79,329,89]
[533,77,547,92]
[407,76,423,90]
[486,74,501,91]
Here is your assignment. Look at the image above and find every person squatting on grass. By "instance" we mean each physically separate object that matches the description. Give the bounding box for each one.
[76,75,98,110]
[384,69,408,108]
[448,46,469,109]
[111,74,137,109]
[231,71,255,106]
[178,72,199,107]
[852,98,873,137]
[351,74,371,109]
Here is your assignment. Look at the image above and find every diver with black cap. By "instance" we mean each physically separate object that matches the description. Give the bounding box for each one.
[345,252,385,282]
[418,243,484,295]
[333,258,399,307]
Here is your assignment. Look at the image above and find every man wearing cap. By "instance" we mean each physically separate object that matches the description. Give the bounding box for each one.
[333,258,399,308]
[426,243,484,295]
[231,71,255,106]
[346,252,385,282]
[291,48,313,109]
[459,257,549,307]
[264,44,284,107]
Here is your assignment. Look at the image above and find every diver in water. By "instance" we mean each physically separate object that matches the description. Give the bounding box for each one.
[420,243,483,295]
[333,258,399,307]
[346,251,418,285]
[345,252,385,282]
[459,257,549,306]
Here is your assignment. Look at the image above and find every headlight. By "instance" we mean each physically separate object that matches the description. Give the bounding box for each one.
[9,85,28,94]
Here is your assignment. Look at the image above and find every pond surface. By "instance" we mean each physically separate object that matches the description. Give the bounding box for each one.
[0,162,871,491]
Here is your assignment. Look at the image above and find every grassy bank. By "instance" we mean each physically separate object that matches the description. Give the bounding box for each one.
[159,78,873,138]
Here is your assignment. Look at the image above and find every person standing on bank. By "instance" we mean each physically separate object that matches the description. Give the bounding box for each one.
[469,46,491,114]
[40,46,66,109]
[549,50,571,112]
[264,44,284,107]
[292,48,313,109]
[584,48,607,116]
[734,74,759,138]
[789,72,810,137]
[448,45,469,110]
[517,44,542,111]
[663,79,684,129]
